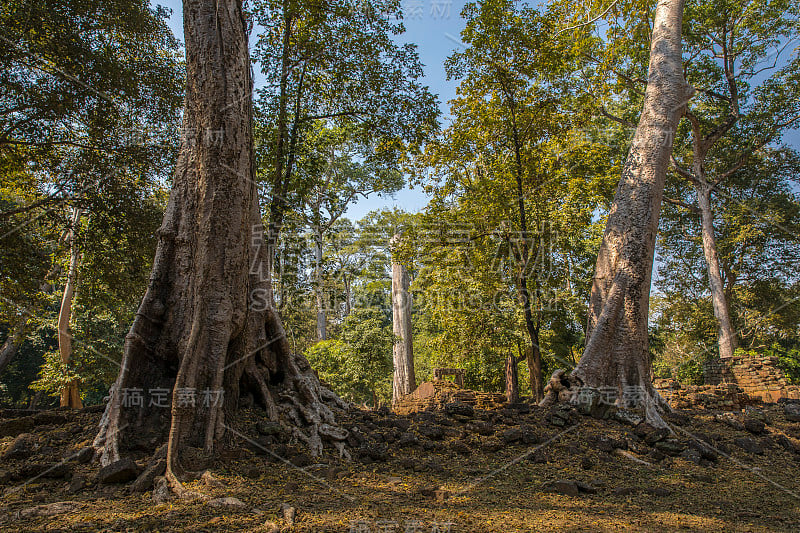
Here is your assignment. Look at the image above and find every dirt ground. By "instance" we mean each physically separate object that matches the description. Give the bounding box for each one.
[1,400,799,532]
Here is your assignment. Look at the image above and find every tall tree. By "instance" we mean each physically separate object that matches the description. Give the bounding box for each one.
[667,0,800,359]
[94,0,346,492]
[0,0,183,397]
[252,0,438,296]
[326,219,368,320]
[435,0,562,401]
[416,0,615,400]
[56,207,82,408]
[567,0,690,426]
[657,147,800,363]
[391,234,415,403]
[297,124,404,340]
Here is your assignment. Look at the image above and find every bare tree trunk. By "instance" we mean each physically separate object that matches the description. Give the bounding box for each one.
[266,11,306,306]
[697,184,737,359]
[567,0,690,427]
[674,17,740,360]
[314,229,327,341]
[343,274,351,317]
[391,235,415,404]
[264,7,294,307]
[28,390,43,410]
[94,0,347,491]
[524,342,542,399]
[505,354,520,403]
[58,207,83,409]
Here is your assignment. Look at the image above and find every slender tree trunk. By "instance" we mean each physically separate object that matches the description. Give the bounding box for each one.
[567,0,690,427]
[28,390,43,409]
[505,354,520,403]
[94,0,346,491]
[343,274,351,317]
[506,113,543,401]
[391,235,415,404]
[266,27,306,305]
[264,8,293,305]
[516,271,543,401]
[518,279,543,401]
[314,229,327,341]
[673,25,740,362]
[696,184,737,359]
[508,100,544,402]
[58,207,83,409]
[524,338,542,399]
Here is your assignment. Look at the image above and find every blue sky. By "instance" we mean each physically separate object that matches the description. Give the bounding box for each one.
[154,0,470,221]
[154,1,798,221]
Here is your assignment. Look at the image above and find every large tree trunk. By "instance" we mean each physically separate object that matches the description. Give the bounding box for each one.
[697,184,737,359]
[58,207,83,409]
[566,0,690,427]
[94,0,347,490]
[391,235,415,404]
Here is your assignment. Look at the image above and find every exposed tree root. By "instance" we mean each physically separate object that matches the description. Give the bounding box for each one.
[539,368,672,428]
[93,0,350,496]
[93,305,351,481]
[544,0,688,432]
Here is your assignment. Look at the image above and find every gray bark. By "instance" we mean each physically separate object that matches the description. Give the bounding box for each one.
[391,234,415,404]
[343,274,351,317]
[58,207,82,409]
[314,230,327,341]
[665,4,742,361]
[568,0,690,427]
[697,184,737,359]
[677,56,741,360]
[94,0,346,491]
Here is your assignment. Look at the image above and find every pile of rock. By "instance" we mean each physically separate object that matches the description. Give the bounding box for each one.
[726,357,800,402]
[393,379,506,415]
[704,356,800,402]
[654,381,755,410]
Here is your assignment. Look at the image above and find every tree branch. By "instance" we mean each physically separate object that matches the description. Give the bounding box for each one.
[300,110,365,122]
[554,0,622,37]
[663,196,699,214]
[0,194,72,220]
[600,106,636,128]
[670,155,699,183]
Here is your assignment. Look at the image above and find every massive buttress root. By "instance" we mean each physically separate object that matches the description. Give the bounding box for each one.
[93,0,348,490]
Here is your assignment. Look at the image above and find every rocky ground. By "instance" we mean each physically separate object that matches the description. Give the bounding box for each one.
[1,400,800,532]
